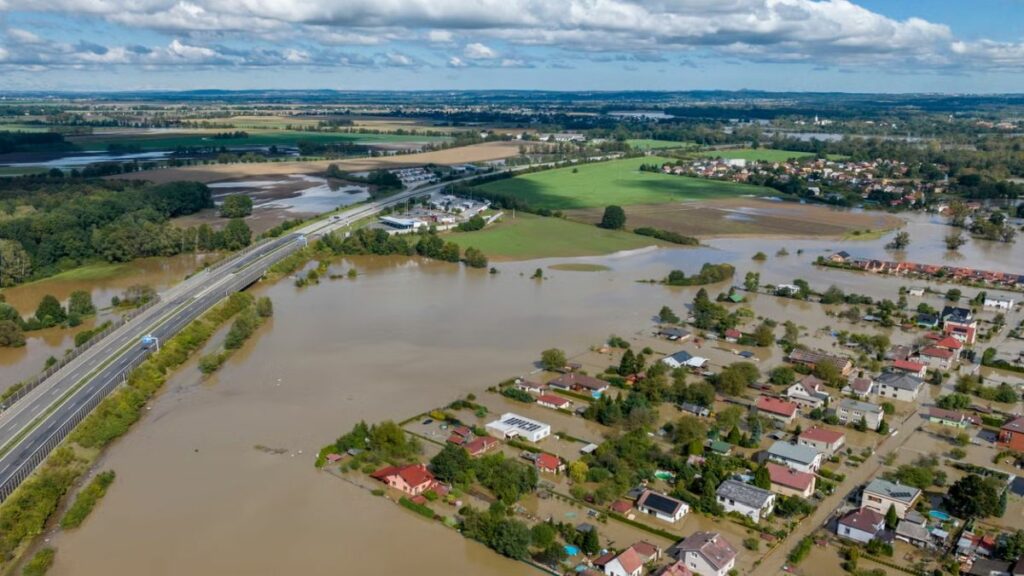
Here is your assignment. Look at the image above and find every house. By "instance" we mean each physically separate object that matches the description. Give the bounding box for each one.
[830,251,851,263]
[370,463,437,496]
[465,436,500,457]
[798,426,846,457]
[662,351,694,369]
[610,499,633,515]
[658,327,692,341]
[876,371,925,402]
[862,478,922,519]
[535,453,564,474]
[933,335,963,360]
[983,296,1014,310]
[536,394,572,410]
[967,559,1014,576]
[716,479,776,522]
[836,507,886,544]
[629,541,662,564]
[548,373,610,397]
[892,359,927,378]
[908,287,925,297]
[920,346,956,370]
[837,398,884,430]
[515,379,546,394]
[766,462,816,498]
[926,407,977,428]
[941,306,977,345]
[755,396,798,425]
[766,441,823,473]
[636,489,689,523]
[723,329,741,343]
[786,375,831,409]
[788,349,853,376]
[678,402,710,418]
[671,532,737,576]
[845,376,874,398]
[998,417,1024,452]
[600,547,644,576]
[485,413,551,442]
[895,511,938,549]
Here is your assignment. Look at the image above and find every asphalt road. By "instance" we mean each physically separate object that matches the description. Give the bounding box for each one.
[0,178,454,502]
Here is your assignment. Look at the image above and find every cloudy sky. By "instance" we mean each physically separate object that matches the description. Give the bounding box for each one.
[0,0,1022,92]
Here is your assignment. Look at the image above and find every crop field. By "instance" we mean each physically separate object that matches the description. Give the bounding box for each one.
[476,156,760,210]
[70,129,451,152]
[625,139,694,150]
[446,213,662,260]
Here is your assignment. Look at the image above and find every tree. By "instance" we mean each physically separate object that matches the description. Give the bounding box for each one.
[598,205,626,230]
[946,288,962,302]
[581,526,601,555]
[0,239,31,287]
[530,522,556,549]
[430,443,474,485]
[672,415,708,447]
[945,230,966,251]
[769,366,796,386]
[463,247,488,269]
[34,294,66,327]
[67,290,95,317]
[885,504,899,530]
[936,393,971,410]
[618,349,637,376]
[491,518,531,559]
[658,305,680,324]
[221,218,252,250]
[0,320,25,347]
[744,271,760,292]
[256,296,274,318]
[754,466,771,489]
[997,529,1024,561]
[568,460,589,484]
[219,194,253,218]
[886,231,910,250]
[753,322,774,347]
[716,362,760,396]
[945,474,1004,519]
[540,348,566,371]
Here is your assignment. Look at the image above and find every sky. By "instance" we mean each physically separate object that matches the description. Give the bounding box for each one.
[0,0,1022,93]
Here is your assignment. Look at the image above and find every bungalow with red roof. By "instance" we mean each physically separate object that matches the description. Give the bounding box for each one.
[629,541,662,565]
[798,426,846,457]
[370,463,437,496]
[892,359,927,378]
[610,500,633,515]
[596,547,644,576]
[837,507,886,544]
[844,376,874,398]
[464,435,500,457]
[998,417,1024,452]
[766,462,816,498]
[536,394,572,411]
[755,396,798,425]
[548,373,610,397]
[926,407,977,429]
[723,328,741,343]
[535,453,564,474]
[788,349,853,376]
[515,379,546,394]
[920,346,956,370]
[934,335,963,358]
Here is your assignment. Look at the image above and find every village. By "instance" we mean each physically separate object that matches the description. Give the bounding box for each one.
[315,271,1024,576]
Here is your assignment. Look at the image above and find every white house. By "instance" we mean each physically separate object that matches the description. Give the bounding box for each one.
[765,441,823,473]
[984,296,1015,310]
[798,426,846,457]
[716,479,776,522]
[672,532,737,576]
[836,398,884,431]
[636,489,689,523]
[837,507,886,544]
[861,478,921,519]
[485,413,551,442]
[876,371,924,402]
[601,547,644,576]
[786,375,831,409]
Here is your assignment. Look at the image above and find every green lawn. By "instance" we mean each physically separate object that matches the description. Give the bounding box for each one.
[447,213,662,260]
[626,139,693,150]
[72,130,451,152]
[704,148,847,162]
[476,157,760,210]
[23,262,130,284]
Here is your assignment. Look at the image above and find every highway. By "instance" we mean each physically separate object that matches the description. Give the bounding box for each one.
[0,178,453,502]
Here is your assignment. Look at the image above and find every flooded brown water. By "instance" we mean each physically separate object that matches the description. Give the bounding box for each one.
[30,209,1024,575]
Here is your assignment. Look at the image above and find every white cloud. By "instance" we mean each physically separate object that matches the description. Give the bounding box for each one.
[0,46,8,61]
[427,29,454,43]
[7,28,42,43]
[463,42,497,60]
[447,55,466,67]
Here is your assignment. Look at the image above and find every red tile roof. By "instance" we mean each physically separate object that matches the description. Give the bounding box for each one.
[725,329,741,339]
[767,462,815,492]
[464,436,498,456]
[756,396,797,417]
[1001,416,1024,434]
[610,500,633,514]
[799,426,845,445]
[893,359,926,372]
[839,507,885,533]
[613,547,644,575]
[934,336,963,350]
[535,453,561,472]
[630,540,660,561]
[921,347,954,359]
[371,463,435,489]
[536,394,570,407]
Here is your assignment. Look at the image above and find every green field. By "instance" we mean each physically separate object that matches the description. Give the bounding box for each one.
[447,213,662,260]
[704,148,847,162]
[0,167,47,177]
[73,130,451,152]
[626,139,693,150]
[477,156,760,210]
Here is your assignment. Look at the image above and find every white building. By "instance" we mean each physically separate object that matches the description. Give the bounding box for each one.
[636,489,689,523]
[983,296,1014,310]
[837,508,886,544]
[716,479,776,522]
[876,371,924,402]
[786,375,831,409]
[672,532,737,576]
[861,478,922,519]
[836,398,884,431]
[765,441,823,473]
[485,413,551,442]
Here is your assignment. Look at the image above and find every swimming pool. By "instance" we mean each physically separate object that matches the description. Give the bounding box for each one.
[564,545,580,557]
[929,510,952,521]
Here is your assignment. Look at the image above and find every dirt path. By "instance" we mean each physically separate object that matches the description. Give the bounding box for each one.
[751,409,925,576]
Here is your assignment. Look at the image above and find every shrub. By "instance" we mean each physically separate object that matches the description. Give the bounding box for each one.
[60,470,116,529]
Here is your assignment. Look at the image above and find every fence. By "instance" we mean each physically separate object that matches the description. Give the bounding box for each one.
[0,297,160,412]
[0,349,150,503]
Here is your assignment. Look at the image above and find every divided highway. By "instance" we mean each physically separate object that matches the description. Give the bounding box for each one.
[0,179,451,503]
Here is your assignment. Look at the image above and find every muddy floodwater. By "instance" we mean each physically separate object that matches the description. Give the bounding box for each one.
[27,209,1024,575]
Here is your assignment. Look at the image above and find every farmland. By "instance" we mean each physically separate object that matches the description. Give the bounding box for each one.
[625,139,693,150]
[476,156,761,210]
[446,213,663,260]
[69,129,451,152]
